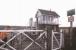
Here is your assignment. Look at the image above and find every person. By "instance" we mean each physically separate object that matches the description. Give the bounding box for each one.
[0,31,7,42]
[0,26,10,45]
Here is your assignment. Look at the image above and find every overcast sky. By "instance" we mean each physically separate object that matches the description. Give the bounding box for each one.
[0,0,76,27]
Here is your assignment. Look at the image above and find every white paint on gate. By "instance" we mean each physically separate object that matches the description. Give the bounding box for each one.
[0,30,46,50]
[0,29,63,50]
[52,30,63,50]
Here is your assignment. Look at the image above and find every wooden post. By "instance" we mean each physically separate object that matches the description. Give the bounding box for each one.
[46,26,52,50]
[68,16,74,50]
[70,21,73,48]
[51,30,53,50]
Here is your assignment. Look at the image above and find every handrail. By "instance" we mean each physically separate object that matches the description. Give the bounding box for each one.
[0,30,44,32]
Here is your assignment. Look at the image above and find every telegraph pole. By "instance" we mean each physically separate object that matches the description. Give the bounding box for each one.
[67,9,75,49]
[69,16,74,47]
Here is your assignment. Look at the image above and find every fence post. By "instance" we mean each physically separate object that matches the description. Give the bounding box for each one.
[51,30,54,50]
[60,29,64,50]
[46,26,52,50]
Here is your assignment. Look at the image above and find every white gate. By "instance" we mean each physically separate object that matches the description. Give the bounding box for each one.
[52,30,63,50]
[0,30,63,50]
[0,30,47,50]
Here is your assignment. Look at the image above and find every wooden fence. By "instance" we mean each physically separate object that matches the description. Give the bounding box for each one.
[0,30,63,50]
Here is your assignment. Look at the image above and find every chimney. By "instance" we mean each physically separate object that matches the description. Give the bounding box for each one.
[29,18,33,29]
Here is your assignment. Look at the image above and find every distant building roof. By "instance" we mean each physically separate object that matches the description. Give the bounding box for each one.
[38,9,60,17]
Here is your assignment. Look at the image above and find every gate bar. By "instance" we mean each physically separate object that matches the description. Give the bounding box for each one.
[0,30,44,32]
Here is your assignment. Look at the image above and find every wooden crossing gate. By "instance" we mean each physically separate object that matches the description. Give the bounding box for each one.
[0,30,63,50]
[52,30,63,50]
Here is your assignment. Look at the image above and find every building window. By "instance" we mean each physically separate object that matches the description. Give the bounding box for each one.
[43,16,50,21]
[43,16,46,21]
[51,16,54,22]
